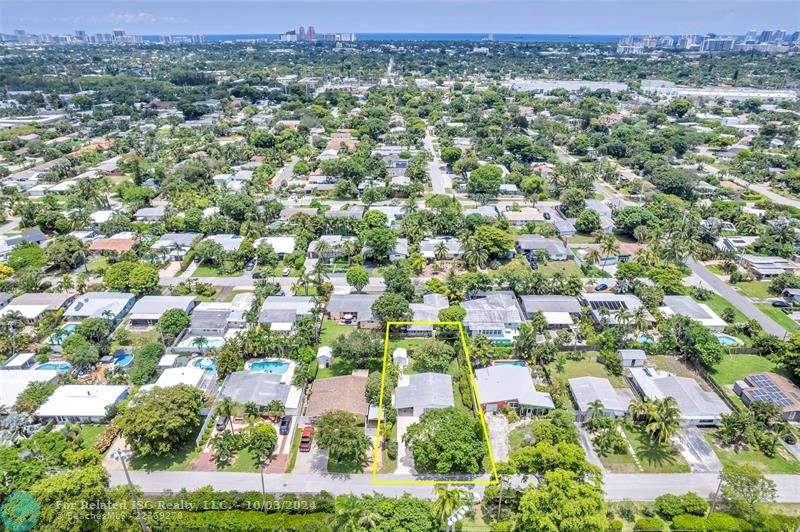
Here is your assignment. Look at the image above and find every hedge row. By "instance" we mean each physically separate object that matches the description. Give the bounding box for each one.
[149,510,330,531]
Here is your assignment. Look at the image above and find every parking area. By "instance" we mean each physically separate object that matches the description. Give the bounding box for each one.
[394,415,419,475]
[292,441,329,473]
[676,427,722,473]
[484,413,511,462]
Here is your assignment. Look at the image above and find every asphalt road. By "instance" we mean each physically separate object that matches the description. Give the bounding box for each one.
[749,184,800,209]
[271,156,299,190]
[424,128,451,195]
[685,257,788,338]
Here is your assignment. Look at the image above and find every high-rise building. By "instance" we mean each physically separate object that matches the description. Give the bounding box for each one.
[744,29,759,43]
[772,30,786,43]
[790,31,800,44]
[280,30,297,42]
[298,26,306,41]
[308,26,316,41]
[75,30,87,42]
[702,37,735,52]
[758,30,773,43]
[112,29,126,41]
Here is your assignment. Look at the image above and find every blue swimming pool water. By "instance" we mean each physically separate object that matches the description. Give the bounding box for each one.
[49,323,78,344]
[716,334,740,346]
[115,354,134,367]
[494,360,527,367]
[636,333,654,344]
[249,360,290,374]
[492,339,513,344]
[35,362,71,372]
[193,357,217,371]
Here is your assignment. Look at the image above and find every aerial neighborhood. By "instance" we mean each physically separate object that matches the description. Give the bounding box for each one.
[1,23,800,531]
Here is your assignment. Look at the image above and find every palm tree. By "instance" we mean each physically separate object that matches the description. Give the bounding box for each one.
[216,396,237,433]
[244,401,260,421]
[334,496,362,532]
[513,322,538,360]
[56,274,74,293]
[588,399,605,420]
[311,260,330,293]
[599,234,619,271]
[0,311,24,356]
[357,510,382,530]
[646,397,681,444]
[314,240,333,264]
[432,487,466,526]
[434,240,449,271]
[292,273,312,296]
[461,237,488,271]
[628,397,656,424]
[192,336,209,356]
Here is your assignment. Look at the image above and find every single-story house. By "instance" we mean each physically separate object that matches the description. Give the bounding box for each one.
[254,236,296,258]
[737,254,795,279]
[420,237,463,261]
[584,199,613,218]
[579,292,650,326]
[258,296,314,332]
[505,208,544,226]
[735,372,800,421]
[221,371,302,415]
[190,308,230,337]
[128,296,197,326]
[150,233,201,261]
[150,366,209,390]
[554,219,577,237]
[475,364,554,416]
[36,385,129,423]
[518,295,582,328]
[408,293,450,335]
[0,292,76,324]
[569,376,633,421]
[395,373,454,417]
[516,235,572,261]
[325,205,364,220]
[619,349,647,367]
[326,294,380,328]
[716,236,759,253]
[629,367,730,426]
[368,205,405,227]
[306,372,369,422]
[0,369,60,409]
[659,295,727,332]
[134,206,166,222]
[89,238,136,254]
[461,291,525,342]
[0,351,38,370]
[307,235,358,260]
[279,207,317,220]
[63,292,136,324]
[203,234,245,254]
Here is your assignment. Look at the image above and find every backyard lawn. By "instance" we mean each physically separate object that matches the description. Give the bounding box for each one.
[555,353,625,387]
[79,425,105,446]
[648,355,710,391]
[735,281,773,299]
[757,304,800,334]
[704,432,800,474]
[709,354,790,409]
[318,320,355,346]
[536,260,583,277]
[378,423,398,474]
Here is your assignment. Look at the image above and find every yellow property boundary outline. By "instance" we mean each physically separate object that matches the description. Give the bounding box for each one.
[371,321,499,485]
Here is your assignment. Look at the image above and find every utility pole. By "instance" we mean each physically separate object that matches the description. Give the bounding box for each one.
[111,449,149,532]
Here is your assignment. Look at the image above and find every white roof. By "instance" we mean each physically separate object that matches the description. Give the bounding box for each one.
[36,385,128,418]
[475,365,554,409]
[0,370,60,408]
[1,351,37,369]
[541,311,574,325]
[154,366,206,388]
[393,347,408,361]
[64,292,135,320]
[157,354,180,368]
[629,367,730,421]
[0,304,49,320]
[569,376,631,413]
[255,236,296,255]
[129,296,195,321]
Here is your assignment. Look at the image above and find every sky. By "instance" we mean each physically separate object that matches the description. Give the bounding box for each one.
[2,0,798,36]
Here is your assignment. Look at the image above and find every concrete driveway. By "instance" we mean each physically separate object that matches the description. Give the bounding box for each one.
[675,428,722,473]
[484,413,511,462]
[292,442,329,474]
[395,415,419,475]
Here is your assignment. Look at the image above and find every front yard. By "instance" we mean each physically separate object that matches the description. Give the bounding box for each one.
[734,280,773,299]
[757,304,800,334]
[619,426,690,473]
[704,431,800,474]
[536,260,583,277]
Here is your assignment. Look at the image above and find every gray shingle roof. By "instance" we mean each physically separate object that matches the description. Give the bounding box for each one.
[395,373,454,410]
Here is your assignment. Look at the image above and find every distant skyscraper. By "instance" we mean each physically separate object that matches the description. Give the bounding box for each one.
[758,30,773,43]
[112,29,125,42]
[702,37,735,52]
[75,30,86,42]
[308,26,316,41]
[298,26,306,41]
[790,31,800,44]
[772,30,786,43]
[744,29,758,43]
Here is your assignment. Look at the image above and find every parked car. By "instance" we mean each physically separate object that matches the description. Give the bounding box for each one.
[299,426,314,452]
[245,261,255,271]
[595,283,609,291]
[216,416,228,431]
[543,212,551,220]
[772,300,791,308]
[279,416,291,435]
[282,267,291,276]
[252,272,263,279]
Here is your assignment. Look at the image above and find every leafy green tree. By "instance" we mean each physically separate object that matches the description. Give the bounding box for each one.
[508,441,600,483]
[576,209,601,233]
[247,423,278,464]
[158,308,190,341]
[44,235,85,272]
[403,407,487,474]
[441,146,462,165]
[411,340,455,373]
[116,384,203,456]
[473,226,514,259]
[467,164,503,198]
[382,261,415,300]
[7,241,44,271]
[29,466,110,531]
[315,410,370,465]
[719,464,777,517]
[361,227,396,263]
[559,187,586,218]
[332,330,385,368]
[371,293,412,325]
[346,266,369,293]
[103,261,136,291]
[128,263,159,295]
[15,381,58,414]
[219,193,256,222]
[516,469,607,532]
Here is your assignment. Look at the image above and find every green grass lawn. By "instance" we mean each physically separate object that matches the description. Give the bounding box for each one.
[623,426,690,473]
[735,281,773,299]
[757,304,800,334]
[284,428,303,473]
[87,257,109,274]
[555,353,625,387]
[293,285,320,296]
[130,441,199,472]
[192,265,243,278]
[217,449,261,472]
[319,320,355,346]
[566,234,597,244]
[508,421,539,451]
[705,264,727,275]
[536,260,583,277]
[327,455,364,474]
[111,326,163,352]
[697,293,748,324]
[648,355,710,390]
[224,289,254,302]
[79,425,104,446]
[704,432,800,474]
[378,423,398,474]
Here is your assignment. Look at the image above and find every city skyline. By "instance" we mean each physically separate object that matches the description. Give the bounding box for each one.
[2,0,797,35]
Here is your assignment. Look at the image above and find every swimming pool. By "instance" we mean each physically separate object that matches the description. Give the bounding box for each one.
[494,360,527,367]
[192,357,217,371]
[716,334,742,347]
[114,354,134,367]
[491,339,513,344]
[248,360,290,374]
[49,323,79,345]
[35,362,71,373]
[178,337,225,350]
[635,333,654,344]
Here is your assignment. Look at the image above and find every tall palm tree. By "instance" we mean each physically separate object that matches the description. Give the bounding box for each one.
[333,496,362,532]
[599,234,619,271]
[513,322,538,360]
[216,396,237,433]
[311,260,330,293]
[461,237,488,271]
[357,510,382,530]
[647,397,681,444]
[292,273,313,296]
[434,240,449,271]
[588,399,605,419]
[314,240,333,264]
[192,336,209,356]
[432,487,466,526]
[0,311,24,356]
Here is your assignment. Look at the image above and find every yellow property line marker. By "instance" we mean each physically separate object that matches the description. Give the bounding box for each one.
[371,321,499,485]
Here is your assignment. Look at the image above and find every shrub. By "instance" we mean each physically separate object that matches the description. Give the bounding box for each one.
[633,516,665,531]
[94,424,120,453]
[655,492,708,519]
[672,514,707,531]
[306,359,318,382]
[386,441,398,460]
[608,519,624,531]
[616,500,637,522]
[706,512,748,531]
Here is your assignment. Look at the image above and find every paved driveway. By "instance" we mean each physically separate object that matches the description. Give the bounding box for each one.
[675,428,722,473]
[395,415,419,475]
[292,442,329,474]
[484,413,511,462]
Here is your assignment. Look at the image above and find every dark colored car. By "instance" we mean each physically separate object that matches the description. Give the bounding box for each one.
[299,426,314,452]
[279,416,291,435]
[252,272,263,279]
[216,416,228,432]
[772,300,791,308]
[245,261,255,271]
[595,283,609,291]
[543,212,552,220]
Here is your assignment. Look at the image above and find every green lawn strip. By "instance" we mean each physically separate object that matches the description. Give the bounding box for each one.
[536,260,583,277]
[87,257,109,273]
[704,432,800,474]
[79,425,105,446]
[378,423,397,474]
[284,428,303,473]
[756,304,800,334]
[217,448,261,472]
[623,426,690,473]
[565,234,597,244]
[556,353,625,388]
[130,441,199,472]
[705,264,726,275]
[192,265,243,278]
[224,289,254,302]
[327,455,364,474]
[734,281,773,299]
[318,320,356,346]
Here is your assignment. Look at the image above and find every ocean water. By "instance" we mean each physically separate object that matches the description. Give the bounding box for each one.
[143,33,623,43]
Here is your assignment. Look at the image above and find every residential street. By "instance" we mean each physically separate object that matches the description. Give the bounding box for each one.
[110,470,800,502]
[424,128,451,194]
[749,184,800,209]
[271,156,299,190]
[685,257,788,338]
